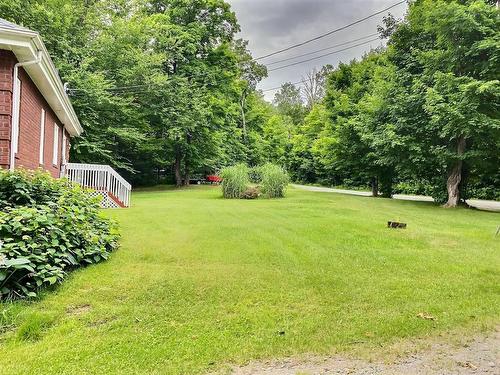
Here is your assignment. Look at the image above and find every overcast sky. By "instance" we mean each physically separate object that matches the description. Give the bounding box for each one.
[226,0,408,101]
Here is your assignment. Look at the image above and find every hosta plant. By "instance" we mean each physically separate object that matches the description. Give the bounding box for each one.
[0,169,119,300]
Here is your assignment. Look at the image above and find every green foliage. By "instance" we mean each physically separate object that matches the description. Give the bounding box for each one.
[273,82,306,125]
[0,0,271,186]
[384,0,500,205]
[0,170,119,300]
[287,0,499,205]
[0,169,66,207]
[259,163,290,198]
[221,163,289,199]
[466,185,500,201]
[1,0,497,204]
[248,166,262,184]
[394,180,434,196]
[289,104,331,183]
[220,164,249,199]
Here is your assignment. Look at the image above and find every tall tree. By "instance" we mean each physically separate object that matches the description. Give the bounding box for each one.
[273,82,306,126]
[386,0,500,206]
[233,39,267,141]
[302,65,333,110]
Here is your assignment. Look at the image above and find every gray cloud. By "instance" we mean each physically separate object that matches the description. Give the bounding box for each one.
[226,0,408,100]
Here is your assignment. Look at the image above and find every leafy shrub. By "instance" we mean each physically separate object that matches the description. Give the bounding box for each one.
[466,185,500,201]
[0,169,64,208]
[0,170,119,300]
[241,186,261,199]
[220,164,249,199]
[259,163,289,198]
[248,166,262,184]
[394,179,434,196]
[395,178,500,202]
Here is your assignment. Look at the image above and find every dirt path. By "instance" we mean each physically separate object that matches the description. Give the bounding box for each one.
[292,184,500,212]
[230,329,499,375]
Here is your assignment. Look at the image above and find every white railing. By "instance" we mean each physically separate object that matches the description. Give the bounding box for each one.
[63,163,131,207]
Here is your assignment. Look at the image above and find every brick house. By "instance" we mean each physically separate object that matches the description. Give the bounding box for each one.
[0,18,82,178]
[0,18,130,207]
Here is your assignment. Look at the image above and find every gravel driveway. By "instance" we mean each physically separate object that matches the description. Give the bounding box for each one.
[230,329,499,375]
[292,184,500,212]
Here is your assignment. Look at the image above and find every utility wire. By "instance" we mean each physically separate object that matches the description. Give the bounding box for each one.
[68,68,232,94]
[261,79,308,93]
[265,33,380,66]
[69,37,381,95]
[268,38,381,72]
[67,2,403,95]
[254,0,405,60]
[68,1,398,96]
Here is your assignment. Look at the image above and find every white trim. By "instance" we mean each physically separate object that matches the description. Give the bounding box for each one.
[11,76,20,155]
[52,123,59,165]
[0,26,82,137]
[61,130,67,164]
[39,108,45,164]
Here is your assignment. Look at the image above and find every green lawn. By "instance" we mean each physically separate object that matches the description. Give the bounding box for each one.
[0,186,499,374]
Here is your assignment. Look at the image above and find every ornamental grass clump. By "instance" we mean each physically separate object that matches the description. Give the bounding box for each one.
[260,163,289,198]
[220,164,249,199]
[0,169,119,300]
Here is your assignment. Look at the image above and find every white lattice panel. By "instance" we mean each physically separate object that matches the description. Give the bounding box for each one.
[87,191,119,209]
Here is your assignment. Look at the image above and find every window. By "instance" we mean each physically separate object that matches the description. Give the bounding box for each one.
[39,109,45,164]
[52,124,59,165]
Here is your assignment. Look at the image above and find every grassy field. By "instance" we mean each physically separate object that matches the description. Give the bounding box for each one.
[0,186,499,374]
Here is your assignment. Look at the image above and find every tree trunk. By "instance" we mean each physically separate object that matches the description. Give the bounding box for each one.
[174,150,182,188]
[183,158,190,186]
[371,177,379,197]
[444,135,466,208]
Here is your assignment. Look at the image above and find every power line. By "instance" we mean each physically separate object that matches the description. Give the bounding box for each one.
[69,37,381,95]
[66,2,404,96]
[254,0,405,61]
[260,79,308,93]
[67,67,234,94]
[68,38,380,96]
[67,13,391,96]
[265,33,380,66]
[68,34,380,94]
[68,80,171,93]
[268,38,381,72]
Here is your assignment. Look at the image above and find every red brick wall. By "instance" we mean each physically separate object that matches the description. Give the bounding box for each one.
[0,50,15,169]
[0,50,71,177]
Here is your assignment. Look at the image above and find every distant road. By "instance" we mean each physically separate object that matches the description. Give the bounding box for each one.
[292,184,500,212]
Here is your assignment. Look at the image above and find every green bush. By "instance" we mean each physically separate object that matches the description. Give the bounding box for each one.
[248,166,262,184]
[0,169,65,208]
[220,164,249,199]
[259,163,289,198]
[0,170,119,300]
[467,185,500,201]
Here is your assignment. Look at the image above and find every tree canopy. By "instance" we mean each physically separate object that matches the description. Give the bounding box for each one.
[1,0,498,206]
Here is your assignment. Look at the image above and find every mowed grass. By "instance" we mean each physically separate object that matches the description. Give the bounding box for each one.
[0,186,499,374]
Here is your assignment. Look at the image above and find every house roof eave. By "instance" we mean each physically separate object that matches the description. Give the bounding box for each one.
[0,25,83,137]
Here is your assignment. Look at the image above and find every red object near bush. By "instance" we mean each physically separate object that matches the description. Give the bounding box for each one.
[206,175,222,183]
